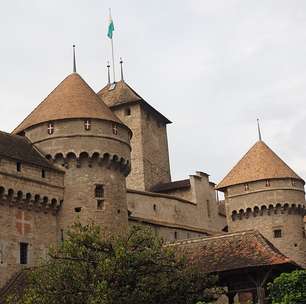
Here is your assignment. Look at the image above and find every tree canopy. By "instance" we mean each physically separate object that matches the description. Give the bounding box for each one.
[7,223,220,304]
[268,270,306,304]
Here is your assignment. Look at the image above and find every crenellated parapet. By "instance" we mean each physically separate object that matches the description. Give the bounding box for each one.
[0,185,62,214]
[231,203,306,221]
[45,151,131,176]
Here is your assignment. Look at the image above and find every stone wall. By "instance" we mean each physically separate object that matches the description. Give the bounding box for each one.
[0,202,58,288]
[24,118,131,236]
[112,103,171,191]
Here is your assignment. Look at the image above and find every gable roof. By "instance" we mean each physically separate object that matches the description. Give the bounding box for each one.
[97,81,171,124]
[150,179,191,193]
[0,131,59,170]
[13,73,122,134]
[171,230,296,273]
[216,140,303,190]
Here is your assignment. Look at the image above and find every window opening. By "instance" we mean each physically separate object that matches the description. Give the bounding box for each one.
[84,119,91,131]
[274,229,282,238]
[20,242,28,265]
[266,180,270,187]
[97,200,104,210]
[16,162,21,172]
[42,170,46,178]
[74,207,82,213]
[95,185,104,198]
[112,124,118,135]
[47,122,54,135]
[244,183,249,191]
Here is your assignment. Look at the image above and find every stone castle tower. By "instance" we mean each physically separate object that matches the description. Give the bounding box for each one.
[216,140,306,267]
[13,73,132,235]
[98,80,171,191]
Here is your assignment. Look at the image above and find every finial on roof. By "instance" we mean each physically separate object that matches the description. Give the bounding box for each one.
[120,57,124,81]
[257,118,262,141]
[107,61,111,84]
[73,45,77,73]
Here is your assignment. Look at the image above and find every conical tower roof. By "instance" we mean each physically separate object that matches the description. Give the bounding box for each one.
[13,73,122,134]
[97,81,171,124]
[216,140,304,190]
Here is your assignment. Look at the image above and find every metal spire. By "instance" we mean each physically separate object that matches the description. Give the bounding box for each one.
[257,118,262,141]
[73,45,77,73]
[107,61,111,84]
[120,57,124,81]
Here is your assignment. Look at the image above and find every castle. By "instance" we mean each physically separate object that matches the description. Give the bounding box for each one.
[0,60,305,293]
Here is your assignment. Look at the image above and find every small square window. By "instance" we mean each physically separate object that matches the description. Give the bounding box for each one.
[20,242,28,265]
[124,108,131,116]
[16,162,21,172]
[274,229,282,238]
[74,207,82,213]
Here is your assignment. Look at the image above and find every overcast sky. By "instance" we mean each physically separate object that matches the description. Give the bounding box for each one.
[1,0,306,184]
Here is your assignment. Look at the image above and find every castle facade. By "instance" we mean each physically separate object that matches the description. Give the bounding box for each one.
[0,69,305,289]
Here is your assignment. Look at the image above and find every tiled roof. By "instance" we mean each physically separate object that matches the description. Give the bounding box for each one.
[216,140,303,189]
[150,179,191,192]
[171,230,295,273]
[13,73,122,134]
[0,131,59,170]
[97,81,171,124]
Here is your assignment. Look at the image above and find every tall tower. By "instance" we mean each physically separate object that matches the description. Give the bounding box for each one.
[98,80,171,191]
[216,140,306,267]
[13,73,132,235]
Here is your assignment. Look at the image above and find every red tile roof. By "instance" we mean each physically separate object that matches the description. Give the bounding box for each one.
[170,230,295,273]
[216,141,303,190]
[13,73,122,134]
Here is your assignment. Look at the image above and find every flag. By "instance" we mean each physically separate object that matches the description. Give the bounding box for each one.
[107,15,114,39]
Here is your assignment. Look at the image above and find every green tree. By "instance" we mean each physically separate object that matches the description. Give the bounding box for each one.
[268,270,306,304]
[8,223,220,304]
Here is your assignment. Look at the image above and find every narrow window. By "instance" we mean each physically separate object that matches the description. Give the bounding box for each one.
[244,183,249,191]
[20,242,28,265]
[95,185,104,198]
[112,124,118,135]
[47,122,54,135]
[60,229,64,242]
[274,229,282,238]
[16,162,21,172]
[292,179,296,186]
[206,200,211,218]
[266,180,270,187]
[84,119,91,131]
[97,200,104,210]
[124,108,131,116]
[42,169,46,178]
[153,204,157,211]
[174,231,178,240]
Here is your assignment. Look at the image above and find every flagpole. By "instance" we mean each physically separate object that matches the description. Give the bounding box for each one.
[109,8,115,83]
[110,36,115,83]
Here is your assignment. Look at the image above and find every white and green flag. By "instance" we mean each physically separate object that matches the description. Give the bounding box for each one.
[107,15,114,39]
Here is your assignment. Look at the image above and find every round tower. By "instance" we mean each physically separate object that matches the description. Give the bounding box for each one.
[216,140,306,267]
[13,73,132,235]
